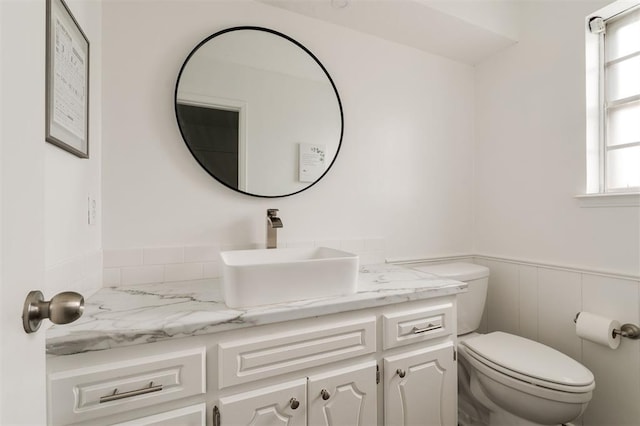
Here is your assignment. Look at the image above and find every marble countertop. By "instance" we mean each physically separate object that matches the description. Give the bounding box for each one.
[46,263,466,356]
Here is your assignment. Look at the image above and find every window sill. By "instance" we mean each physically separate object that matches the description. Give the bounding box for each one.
[575,192,640,208]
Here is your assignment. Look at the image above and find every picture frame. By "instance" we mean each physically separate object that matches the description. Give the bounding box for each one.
[45,0,90,158]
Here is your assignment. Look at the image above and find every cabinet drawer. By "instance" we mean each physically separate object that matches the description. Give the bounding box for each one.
[218,316,376,388]
[48,347,206,425]
[113,403,206,426]
[382,302,453,349]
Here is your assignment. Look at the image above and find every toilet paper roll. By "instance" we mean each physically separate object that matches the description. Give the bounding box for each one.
[575,312,621,349]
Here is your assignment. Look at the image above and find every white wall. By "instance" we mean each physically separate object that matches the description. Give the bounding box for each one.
[474,2,640,425]
[102,1,476,262]
[45,0,103,297]
[0,0,102,316]
[474,0,639,277]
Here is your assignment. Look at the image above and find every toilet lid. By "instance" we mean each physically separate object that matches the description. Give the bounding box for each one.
[461,332,594,388]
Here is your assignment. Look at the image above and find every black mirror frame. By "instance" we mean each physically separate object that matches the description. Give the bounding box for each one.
[174,26,344,198]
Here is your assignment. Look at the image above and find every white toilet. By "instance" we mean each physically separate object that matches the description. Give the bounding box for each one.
[414,262,595,426]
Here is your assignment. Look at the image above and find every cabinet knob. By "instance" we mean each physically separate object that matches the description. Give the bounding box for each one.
[396,368,406,378]
[320,389,331,400]
[289,398,300,410]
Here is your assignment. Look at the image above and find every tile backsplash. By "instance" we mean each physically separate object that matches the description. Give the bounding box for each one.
[103,239,386,287]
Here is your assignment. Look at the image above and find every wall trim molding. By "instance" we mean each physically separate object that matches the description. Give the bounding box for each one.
[387,253,639,281]
[473,255,639,281]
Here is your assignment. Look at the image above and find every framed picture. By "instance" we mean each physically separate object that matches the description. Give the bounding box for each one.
[45,0,90,158]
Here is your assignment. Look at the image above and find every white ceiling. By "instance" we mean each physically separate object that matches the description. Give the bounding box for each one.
[258,0,520,65]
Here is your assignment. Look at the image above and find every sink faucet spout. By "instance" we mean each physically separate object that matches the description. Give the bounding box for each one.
[266,209,283,249]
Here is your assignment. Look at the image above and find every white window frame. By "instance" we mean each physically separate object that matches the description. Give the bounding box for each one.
[579,0,640,207]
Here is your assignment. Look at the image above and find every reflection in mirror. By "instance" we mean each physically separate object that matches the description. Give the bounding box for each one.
[175,27,343,198]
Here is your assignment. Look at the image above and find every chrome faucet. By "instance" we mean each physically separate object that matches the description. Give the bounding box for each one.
[266,209,283,249]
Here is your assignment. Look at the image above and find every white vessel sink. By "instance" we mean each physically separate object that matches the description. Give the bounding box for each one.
[220,247,359,308]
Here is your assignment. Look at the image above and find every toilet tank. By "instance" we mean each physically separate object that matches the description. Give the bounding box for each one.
[411,262,490,335]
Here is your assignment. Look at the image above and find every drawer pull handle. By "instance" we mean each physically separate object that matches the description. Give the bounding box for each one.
[99,381,163,403]
[412,323,441,334]
[321,389,331,400]
[289,398,300,410]
[396,369,406,378]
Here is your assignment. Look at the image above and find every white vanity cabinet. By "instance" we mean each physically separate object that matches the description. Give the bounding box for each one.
[47,295,457,426]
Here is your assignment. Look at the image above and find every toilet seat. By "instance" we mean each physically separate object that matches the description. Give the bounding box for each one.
[460,332,595,395]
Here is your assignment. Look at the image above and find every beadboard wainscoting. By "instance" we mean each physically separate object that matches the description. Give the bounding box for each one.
[103,239,386,287]
[473,256,640,426]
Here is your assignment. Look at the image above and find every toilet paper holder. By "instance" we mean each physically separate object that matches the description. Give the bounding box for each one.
[574,312,640,340]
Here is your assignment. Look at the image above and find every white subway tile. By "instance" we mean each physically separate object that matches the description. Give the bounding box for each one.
[314,240,342,250]
[537,268,582,360]
[143,247,184,265]
[364,238,385,252]
[359,251,385,265]
[104,248,143,268]
[203,262,221,279]
[284,241,315,248]
[220,243,260,252]
[103,268,122,286]
[184,245,220,263]
[121,265,164,286]
[164,263,204,282]
[340,239,365,253]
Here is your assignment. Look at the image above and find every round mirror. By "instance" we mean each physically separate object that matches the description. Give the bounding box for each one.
[175,27,344,198]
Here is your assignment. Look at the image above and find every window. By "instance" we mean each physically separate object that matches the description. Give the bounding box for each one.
[586,2,640,196]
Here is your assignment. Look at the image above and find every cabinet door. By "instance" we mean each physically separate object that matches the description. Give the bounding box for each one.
[308,361,377,426]
[217,378,306,426]
[384,342,456,426]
